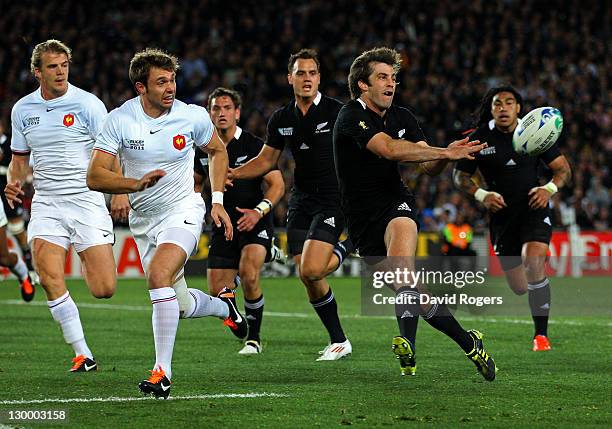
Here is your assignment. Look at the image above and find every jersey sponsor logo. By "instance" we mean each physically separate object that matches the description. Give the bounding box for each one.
[125,139,145,150]
[397,202,411,211]
[150,129,162,134]
[480,145,496,155]
[199,158,208,167]
[299,143,310,150]
[278,127,293,136]
[505,159,517,166]
[46,107,56,112]
[316,122,328,130]
[359,121,369,130]
[63,113,75,127]
[257,230,269,239]
[25,116,40,127]
[235,155,248,166]
[173,134,186,150]
[323,216,336,227]
[543,216,551,226]
[398,128,405,138]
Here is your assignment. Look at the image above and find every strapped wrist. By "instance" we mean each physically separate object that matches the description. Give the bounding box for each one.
[254,198,273,216]
[542,181,558,195]
[474,188,489,203]
[211,191,224,205]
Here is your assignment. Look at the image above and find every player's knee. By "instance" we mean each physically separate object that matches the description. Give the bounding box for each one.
[238,267,259,291]
[148,269,173,290]
[300,263,326,282]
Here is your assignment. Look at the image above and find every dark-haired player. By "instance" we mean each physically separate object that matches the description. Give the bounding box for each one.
[194,87,285,355]
[334,47,496,380]
[229,49,352,361]
[453,86,571,351]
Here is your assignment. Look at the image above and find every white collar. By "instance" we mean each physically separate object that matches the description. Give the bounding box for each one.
[296,91,322,107]
[488,119,495,130]
[233,126,242,140]
[357,98,367,109]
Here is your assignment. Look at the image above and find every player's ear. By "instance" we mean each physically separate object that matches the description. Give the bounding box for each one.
[134,81,146,95]
[517,103,521,114]
[287,73,293,85]
[358,79,369,93]
[235,107,241,122]
[33,68,41,81]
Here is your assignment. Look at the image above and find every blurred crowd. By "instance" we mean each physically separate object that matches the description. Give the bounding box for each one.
[0,0,609,231]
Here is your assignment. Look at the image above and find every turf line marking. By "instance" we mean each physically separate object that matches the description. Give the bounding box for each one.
[1,299,610,327]
[0,392,287,405]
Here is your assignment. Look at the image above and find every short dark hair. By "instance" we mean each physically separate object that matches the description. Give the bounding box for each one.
[129,48,179,87]
[207,87,242,110]
[287,48,320,73]
[472,85,523,127]
[348,47,401,99]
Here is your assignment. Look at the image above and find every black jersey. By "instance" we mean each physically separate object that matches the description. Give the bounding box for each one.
[266,93,342,199]
[455,121,561,207]
[333,99,426,217]
[194,127,271,218]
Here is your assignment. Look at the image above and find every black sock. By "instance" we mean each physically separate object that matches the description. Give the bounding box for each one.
[394,286,420,346]
[423,303,473,353]
[311,289,346,343]
[332,238,354,267]
[244,294,264,342]
[21,247,34,271]
[528,278,551,337]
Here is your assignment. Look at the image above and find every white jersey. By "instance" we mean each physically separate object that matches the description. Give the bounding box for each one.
[11,84,108,196]
[94,97,214,214]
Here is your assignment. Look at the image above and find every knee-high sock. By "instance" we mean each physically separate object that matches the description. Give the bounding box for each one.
[422,302,473,353]
[48,291,93,359]
[394,287,420,346]
[8,253,28,282]
[311,289,346,344]
[528,278,551,336]
[150,287,179,380]
[182,288,229,319]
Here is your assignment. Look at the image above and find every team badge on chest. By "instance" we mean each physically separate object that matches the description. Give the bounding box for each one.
[173,134,186,150]
[63,114,75,127]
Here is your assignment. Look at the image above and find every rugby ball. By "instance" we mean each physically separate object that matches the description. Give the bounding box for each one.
[512,107,563,156]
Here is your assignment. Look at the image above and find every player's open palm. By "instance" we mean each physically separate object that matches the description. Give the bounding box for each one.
[4,180,24,209]
[136,169,166,191]
[211,203,233,241]
[483,192,507,213]
[235,207,261,232]
[446,137,487,160]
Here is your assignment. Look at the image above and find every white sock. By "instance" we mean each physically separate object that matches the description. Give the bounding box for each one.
[150,287,179,380]
[183,288,229,318]
[47,291,93,359]
[8,253,28,282]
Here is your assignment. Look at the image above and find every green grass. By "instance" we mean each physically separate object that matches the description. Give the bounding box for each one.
[0,276,610,428]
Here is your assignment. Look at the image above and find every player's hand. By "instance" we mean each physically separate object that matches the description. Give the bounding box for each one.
[136,169,166,191]
[211,203,233,241]
[4,181,24,209]
[483,192,507,213]
[235,207,262,232]
[528,186,553,209]
[445,138,487,160]
[225,168,236,189]
[110,194,131,222]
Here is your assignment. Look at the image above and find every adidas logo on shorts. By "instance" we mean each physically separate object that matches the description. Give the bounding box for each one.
[397,202,411,211]
[257,230,269,239]
[323,217,336,227]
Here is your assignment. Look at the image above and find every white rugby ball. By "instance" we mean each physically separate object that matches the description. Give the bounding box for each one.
[512,107,563,156]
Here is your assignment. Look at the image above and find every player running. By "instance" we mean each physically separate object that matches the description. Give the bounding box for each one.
[88,48,245,399]
[453,85,571,351]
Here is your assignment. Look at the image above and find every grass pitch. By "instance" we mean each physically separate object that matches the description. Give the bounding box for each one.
[0,276,610,428]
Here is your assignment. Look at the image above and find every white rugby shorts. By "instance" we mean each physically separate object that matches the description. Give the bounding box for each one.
[28,192,114,253]
[129,193,205,274]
